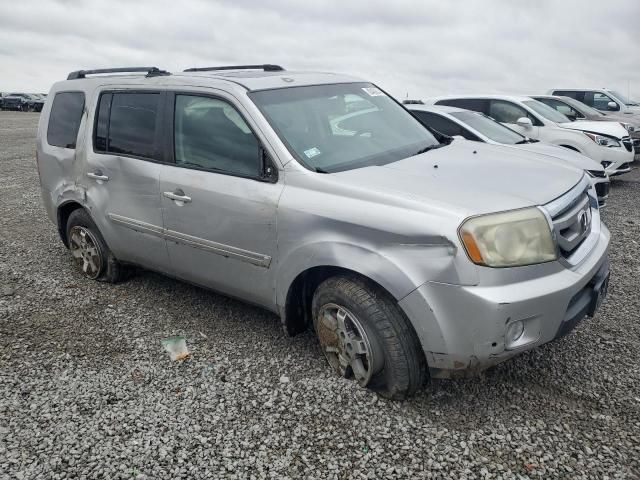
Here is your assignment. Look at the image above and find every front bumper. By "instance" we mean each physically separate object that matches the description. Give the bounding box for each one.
[399,224,610,379]
[601,146,634,176]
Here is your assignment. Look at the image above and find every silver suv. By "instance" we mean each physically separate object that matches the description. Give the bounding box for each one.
[36,65,610,399]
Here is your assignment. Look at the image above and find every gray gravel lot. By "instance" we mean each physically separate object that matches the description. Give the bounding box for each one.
[1,110,639,479]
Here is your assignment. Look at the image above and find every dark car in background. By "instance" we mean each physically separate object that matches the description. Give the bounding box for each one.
[0,92,46,112]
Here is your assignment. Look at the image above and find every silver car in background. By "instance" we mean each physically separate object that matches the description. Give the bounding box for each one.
[36,66,610,398]
[405,104,610,206]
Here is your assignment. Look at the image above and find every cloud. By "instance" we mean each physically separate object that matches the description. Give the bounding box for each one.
[1,0,638,100]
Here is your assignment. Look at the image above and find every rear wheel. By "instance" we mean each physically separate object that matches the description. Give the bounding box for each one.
[66,209,127,283]
[312,275,426,399]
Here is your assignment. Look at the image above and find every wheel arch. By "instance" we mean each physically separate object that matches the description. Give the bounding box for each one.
[56,200,86,247]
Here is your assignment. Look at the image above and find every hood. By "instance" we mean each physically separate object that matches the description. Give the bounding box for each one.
[600,112,640,128]
[559,120,629,139]
[507,142,603,172]
[326,141,584,217]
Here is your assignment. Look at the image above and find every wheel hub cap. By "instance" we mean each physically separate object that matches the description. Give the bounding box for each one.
[69,226,102,279]
[317,304,374,386]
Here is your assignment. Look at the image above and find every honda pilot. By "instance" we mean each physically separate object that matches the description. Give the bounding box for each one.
[36,65,610,399]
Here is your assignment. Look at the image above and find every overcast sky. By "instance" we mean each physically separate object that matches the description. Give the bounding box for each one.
[2,0,639,100]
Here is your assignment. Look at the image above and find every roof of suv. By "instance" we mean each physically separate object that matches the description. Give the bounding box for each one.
[59,67,364,92]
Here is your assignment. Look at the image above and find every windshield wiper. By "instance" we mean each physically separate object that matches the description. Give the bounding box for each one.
[314,167,330,174]
[515,139,529,144]
[411,143,446,157]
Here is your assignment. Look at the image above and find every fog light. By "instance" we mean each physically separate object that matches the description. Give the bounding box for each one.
[506,320,525,344]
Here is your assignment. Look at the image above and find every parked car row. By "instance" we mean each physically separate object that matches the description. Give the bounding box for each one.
[37,66,612,398]
[418,95,636,177]
[0,92,47,111]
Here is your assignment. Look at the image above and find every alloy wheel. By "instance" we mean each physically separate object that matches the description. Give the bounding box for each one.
[316,303,375,386]
[69,226,102,279]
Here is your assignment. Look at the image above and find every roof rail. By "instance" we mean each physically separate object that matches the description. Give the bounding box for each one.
[183,64,285,73]
[67,67,170,80]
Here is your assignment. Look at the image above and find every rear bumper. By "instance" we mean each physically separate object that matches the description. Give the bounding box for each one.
[399,224,610,379]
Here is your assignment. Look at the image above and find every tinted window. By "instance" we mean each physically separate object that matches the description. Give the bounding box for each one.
[552,91,579,99]
[174,95,260,176]
[435,98,489,113]
[413,111,479,141]
[94,93,111,151]
[249,83,438,173]
[592,92,618,111]
[108,93,160,158]
[535,98,583,119]
[47,92,85,148]
[413,111,462,136]
[450,111,525,144]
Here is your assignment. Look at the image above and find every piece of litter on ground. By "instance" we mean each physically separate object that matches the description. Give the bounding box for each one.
[162,336,190,361]
[199,331,207,339]
[279,375,290,384]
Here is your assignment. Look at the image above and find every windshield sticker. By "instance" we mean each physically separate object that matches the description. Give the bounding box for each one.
[362,87,385,97]
[304,147,321,158]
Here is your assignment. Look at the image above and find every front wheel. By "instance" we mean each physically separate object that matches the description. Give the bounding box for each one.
[312,275,426,399]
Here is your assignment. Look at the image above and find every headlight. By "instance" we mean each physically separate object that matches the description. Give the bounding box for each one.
[583,132,621,148]
[459,207,557,267]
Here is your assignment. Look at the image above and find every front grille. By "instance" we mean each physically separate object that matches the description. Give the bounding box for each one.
[588,169,606,178]
[622,136,633,152]
[617,163,631,171]
[551,192,592,258]
[633,138,640,153]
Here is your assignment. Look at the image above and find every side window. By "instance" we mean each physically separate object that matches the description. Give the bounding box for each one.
[47,92,85,148]
[553,91,578,99]
[413,111,462,136]
[540,98,583,119]
[593,93,618,111]
[174,95,260,177]
[489,100,536,124]
[94,92,161,159]
[435,98,488,114]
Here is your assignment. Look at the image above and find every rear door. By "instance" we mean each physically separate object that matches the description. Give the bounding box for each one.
[159,91,282,307]
[83,90,171,272]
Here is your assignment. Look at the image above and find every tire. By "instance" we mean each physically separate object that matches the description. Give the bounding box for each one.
[66,209,127,283]
[312,274,426,400]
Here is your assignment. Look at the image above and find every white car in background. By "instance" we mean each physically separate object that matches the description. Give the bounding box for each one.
[406,104,610,206]
[548,88,640,115]
[424,95,634,176]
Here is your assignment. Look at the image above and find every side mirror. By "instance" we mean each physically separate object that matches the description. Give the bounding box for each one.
[516,117,533,128]
[607,101,618,111]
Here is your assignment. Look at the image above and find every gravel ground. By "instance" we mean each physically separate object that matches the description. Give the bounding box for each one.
[1,110,639,479]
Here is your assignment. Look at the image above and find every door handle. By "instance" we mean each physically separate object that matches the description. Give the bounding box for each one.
[163,189,192,204]
[87,170,109,182]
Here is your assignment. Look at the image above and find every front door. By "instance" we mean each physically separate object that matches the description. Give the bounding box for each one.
[488,99,540,139]
[160,92,282,307]
[84,90,170,272]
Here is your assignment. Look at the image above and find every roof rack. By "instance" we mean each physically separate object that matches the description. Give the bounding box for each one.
[67,67,170,80]
[183,64,285,73]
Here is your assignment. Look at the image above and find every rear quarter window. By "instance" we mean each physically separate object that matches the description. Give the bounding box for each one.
[47,92,85,148]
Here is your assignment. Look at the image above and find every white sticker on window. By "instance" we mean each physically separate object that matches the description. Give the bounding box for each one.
[362,87,385,97]
[304,147,321,158]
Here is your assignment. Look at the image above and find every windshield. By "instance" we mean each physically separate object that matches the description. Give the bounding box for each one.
[523,100,571,123]
[610,90,639,106]
[450,111,524,144]
[249,83,439,172]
